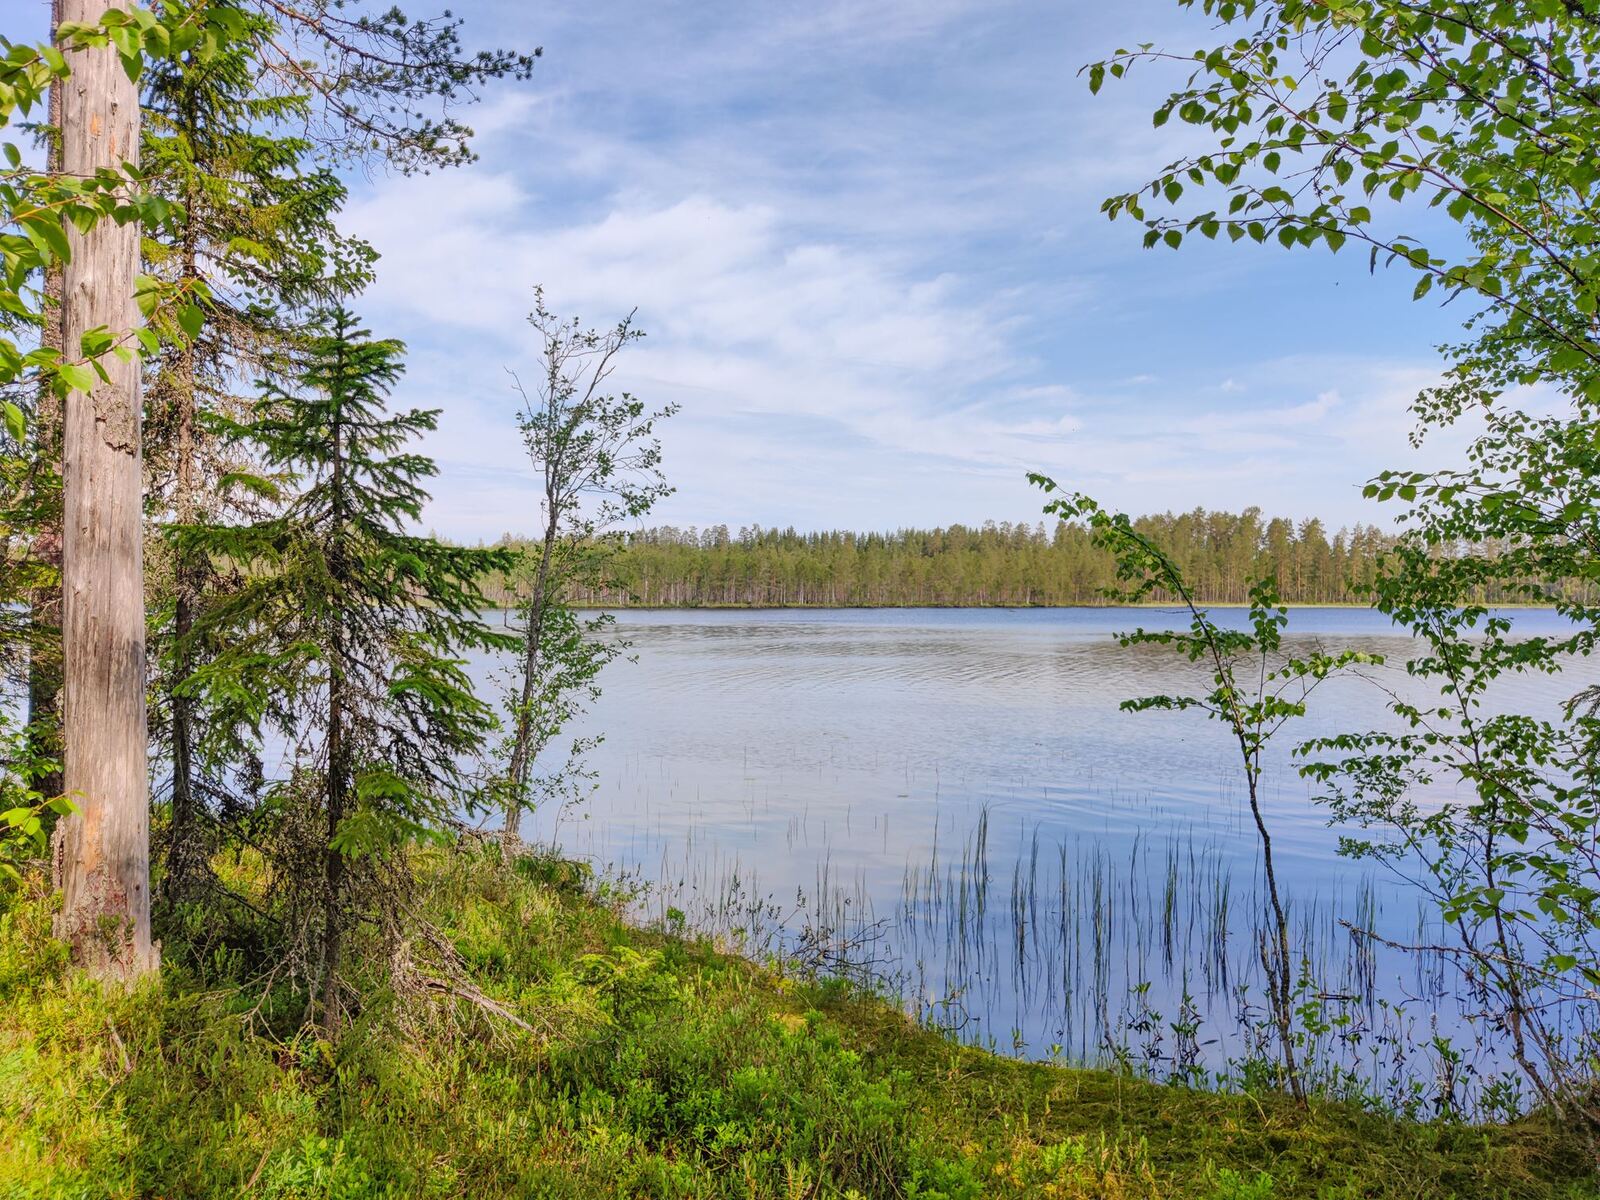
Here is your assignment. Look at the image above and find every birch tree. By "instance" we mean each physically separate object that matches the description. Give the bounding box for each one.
[501,293,674,843]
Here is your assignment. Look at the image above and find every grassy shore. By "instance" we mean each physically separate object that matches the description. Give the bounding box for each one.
[3,849,1595,1199]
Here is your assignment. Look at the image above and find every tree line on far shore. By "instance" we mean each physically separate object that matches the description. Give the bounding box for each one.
[477,512,1570,609]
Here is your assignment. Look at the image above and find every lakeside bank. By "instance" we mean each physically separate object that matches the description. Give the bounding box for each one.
[3,849,1594,1199]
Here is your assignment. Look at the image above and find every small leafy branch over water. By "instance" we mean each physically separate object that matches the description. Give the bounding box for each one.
[1030,477,1381,1103]
[1080,0,1600,1135]
[1296,492,1600,1123]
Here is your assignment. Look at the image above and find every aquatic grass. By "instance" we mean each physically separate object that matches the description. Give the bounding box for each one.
[610,799,1542,1120]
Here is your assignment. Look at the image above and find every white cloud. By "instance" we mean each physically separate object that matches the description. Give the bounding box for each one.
[345,154,1480,540]
[345,177,1078,536]
[328,0,1486,540]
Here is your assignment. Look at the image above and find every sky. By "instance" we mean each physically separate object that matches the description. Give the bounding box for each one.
[32,0,1487,541]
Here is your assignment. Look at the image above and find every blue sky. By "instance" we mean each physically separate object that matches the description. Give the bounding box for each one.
[33,0,1485,540]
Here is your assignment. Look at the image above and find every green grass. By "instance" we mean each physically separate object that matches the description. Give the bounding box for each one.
[2,849,1595,1199]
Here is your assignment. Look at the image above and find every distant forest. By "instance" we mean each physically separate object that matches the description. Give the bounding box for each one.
[479,510,1421,607]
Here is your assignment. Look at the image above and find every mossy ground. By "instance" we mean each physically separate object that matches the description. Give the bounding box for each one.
[2,848,1594,1199]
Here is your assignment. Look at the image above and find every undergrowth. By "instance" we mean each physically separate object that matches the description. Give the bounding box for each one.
[1,846,1595,1199]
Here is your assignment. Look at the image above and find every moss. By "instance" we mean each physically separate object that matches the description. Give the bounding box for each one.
[2,852,1595,1199]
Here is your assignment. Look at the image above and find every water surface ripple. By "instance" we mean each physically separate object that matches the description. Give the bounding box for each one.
[496,606,1595,1099]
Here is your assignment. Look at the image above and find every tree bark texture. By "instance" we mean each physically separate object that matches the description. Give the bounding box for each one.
[51,0,158,982]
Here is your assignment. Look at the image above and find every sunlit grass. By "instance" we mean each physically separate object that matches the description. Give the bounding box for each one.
[7,847,1588,1198]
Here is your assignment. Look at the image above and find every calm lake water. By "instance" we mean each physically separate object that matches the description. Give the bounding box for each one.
[490,606,1596,1101]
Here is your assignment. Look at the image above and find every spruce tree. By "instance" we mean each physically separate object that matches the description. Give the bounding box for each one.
[139,0,372,900]
[182,308,513,1028]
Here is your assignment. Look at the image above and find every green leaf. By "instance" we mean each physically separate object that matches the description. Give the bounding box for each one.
[21,215,70,264]
[57,362,97,393]
[178,303,204,340]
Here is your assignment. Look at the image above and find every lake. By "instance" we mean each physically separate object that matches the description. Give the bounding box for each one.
[490,606,1596,1106]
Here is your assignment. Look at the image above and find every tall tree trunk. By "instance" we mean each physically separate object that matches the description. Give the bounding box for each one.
[162,159,205,898]
[319,349,349,1032]
[28,6,65,803]
[163,336,204,897]
[51,0,158,982]
[503,514,559,845]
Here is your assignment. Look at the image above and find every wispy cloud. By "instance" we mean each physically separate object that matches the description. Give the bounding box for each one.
[338,0,1473,540]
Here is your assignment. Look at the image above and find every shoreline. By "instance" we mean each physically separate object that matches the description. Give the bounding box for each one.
[548,600,1566,612]
[7,850,1593,1197]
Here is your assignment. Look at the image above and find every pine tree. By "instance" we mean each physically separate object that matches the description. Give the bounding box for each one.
[181,308,513,1028]
[5,0,534,974]
[53,0,159,983]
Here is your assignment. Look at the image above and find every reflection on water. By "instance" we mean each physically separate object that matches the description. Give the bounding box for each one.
[482,607,1595,1106]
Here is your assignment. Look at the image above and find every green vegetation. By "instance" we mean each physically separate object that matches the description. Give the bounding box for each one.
[176,307,515,1026]
[1081,0,1600,1132]
[4,0,1600,1192]
[484,514,1401,609]
[4,850,1596,1200]
[482,514,1600,610]
[1027,491,1384,1104]
[496,294,674,842]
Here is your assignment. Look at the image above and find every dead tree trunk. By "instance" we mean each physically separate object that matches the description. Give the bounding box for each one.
[51,0,158,983]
